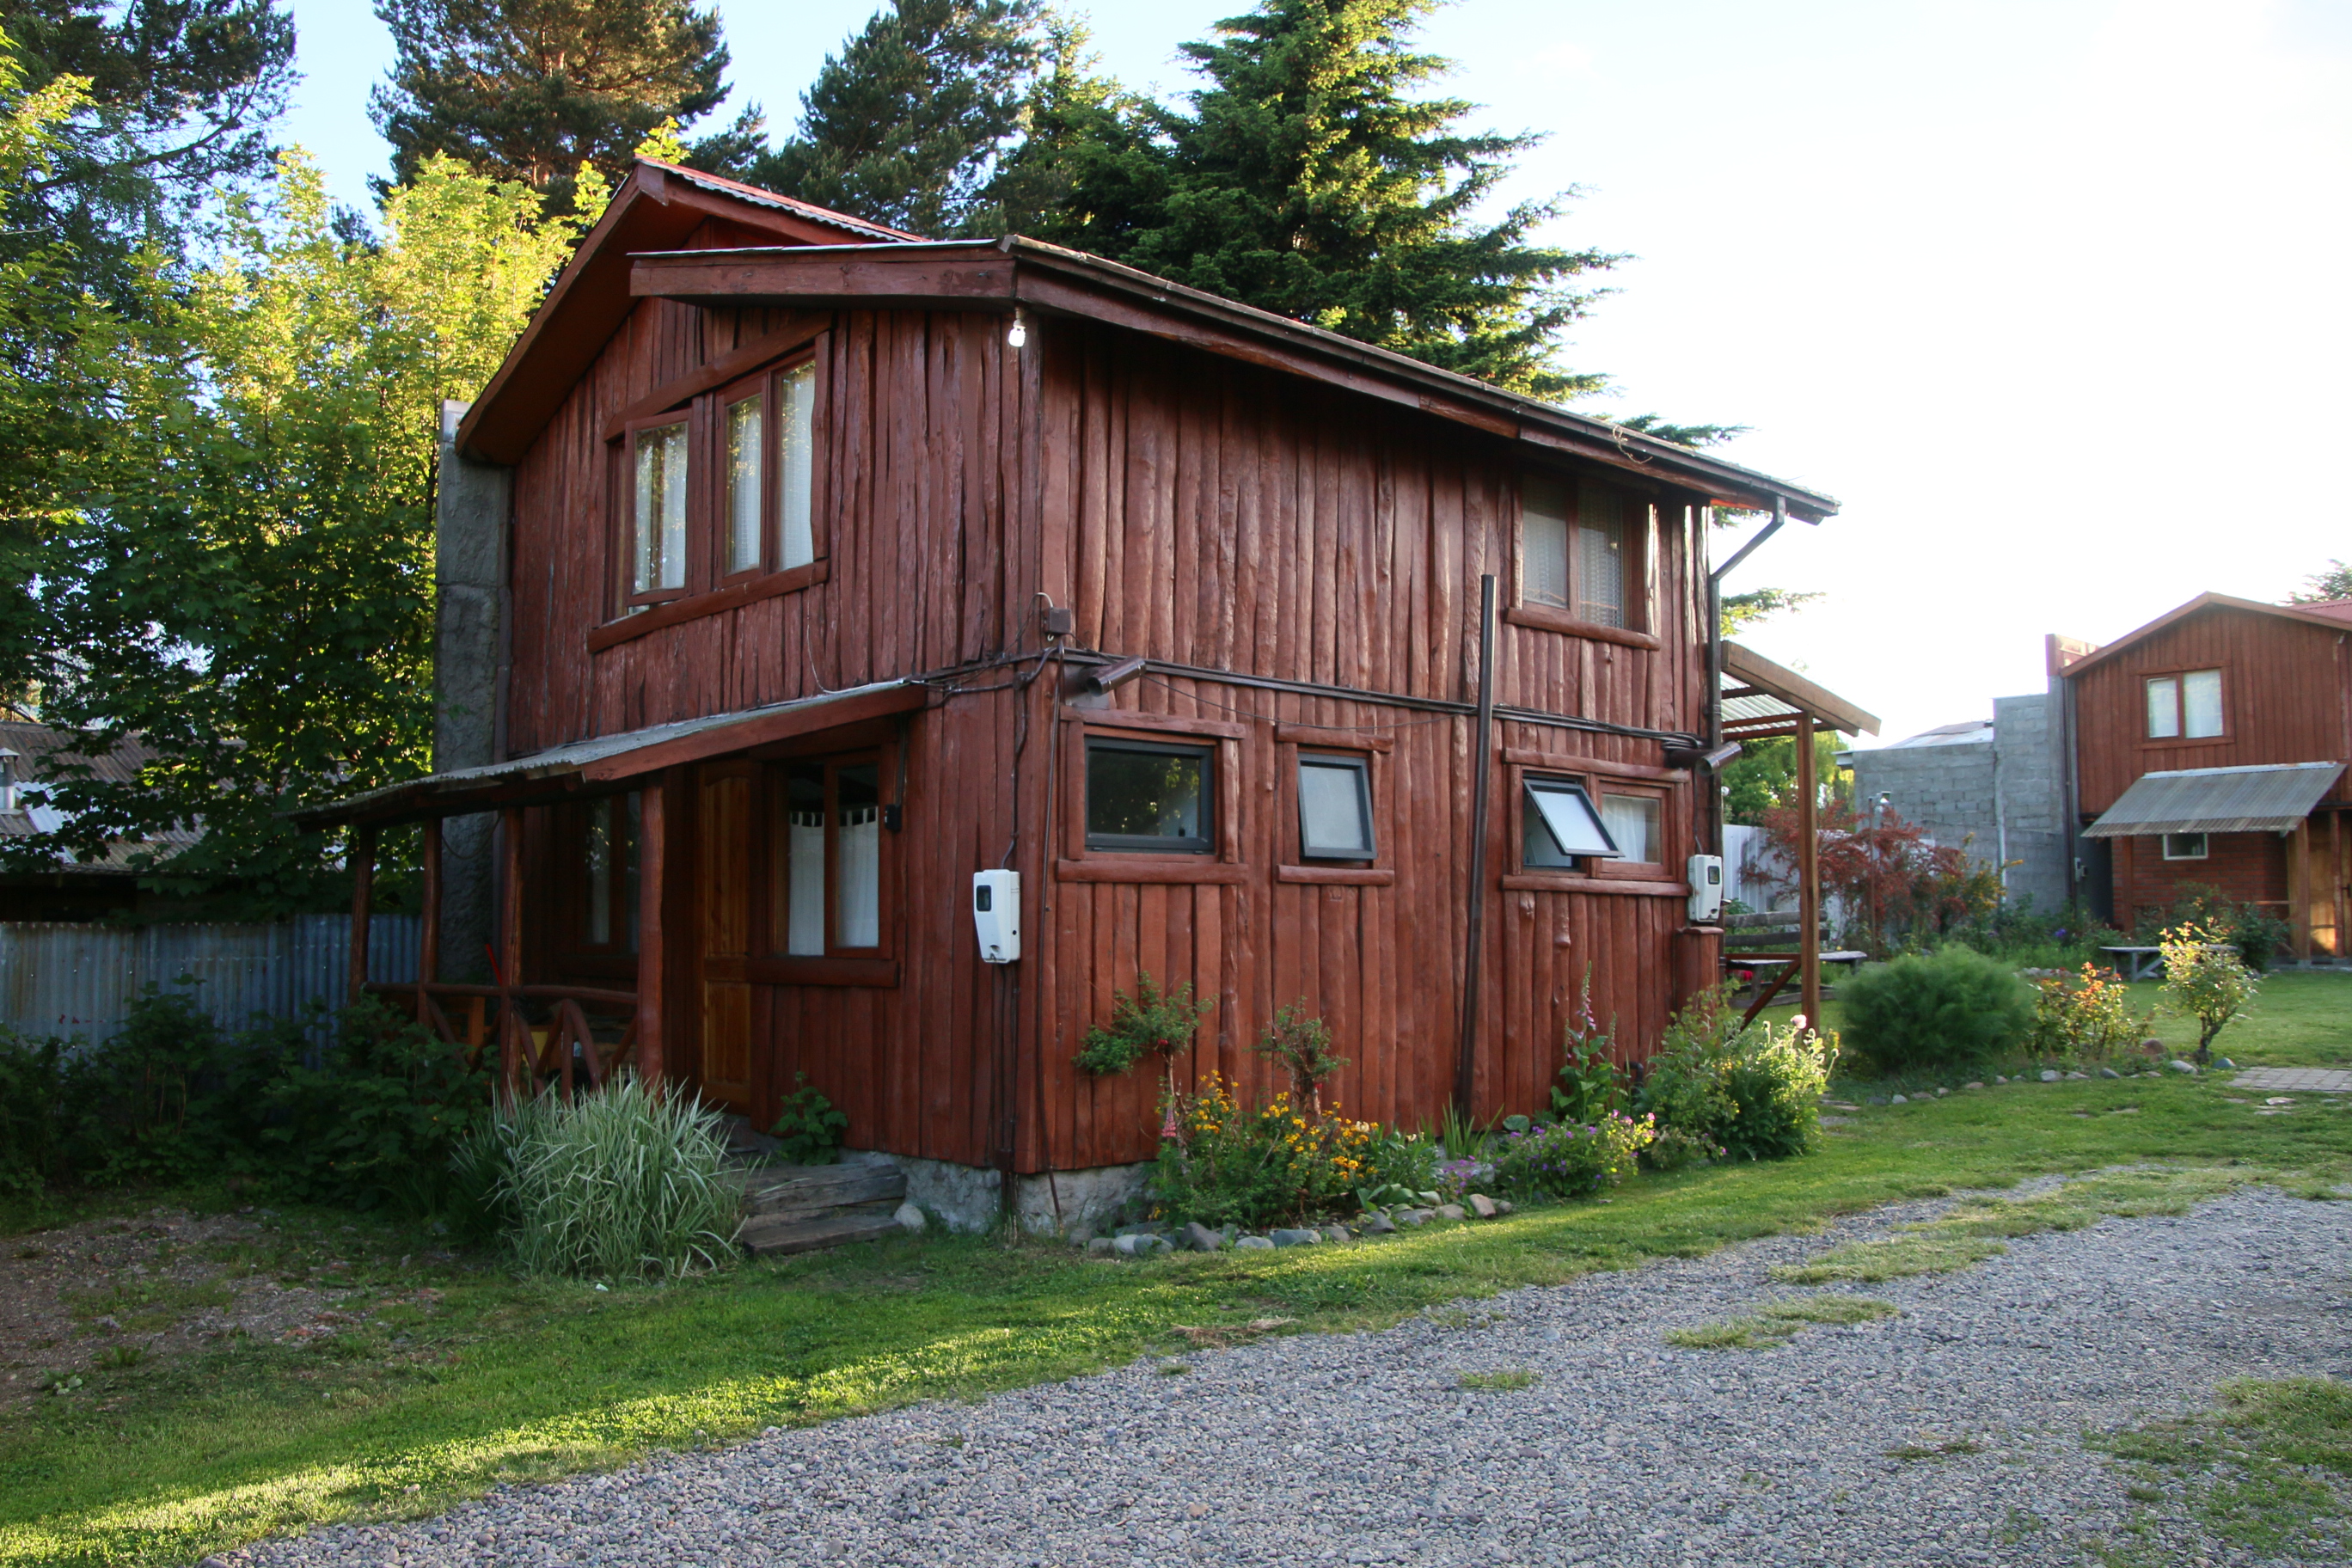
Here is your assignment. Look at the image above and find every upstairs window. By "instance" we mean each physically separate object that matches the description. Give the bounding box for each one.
[1518,473,1635,630]
[723,389,763,578]
[778,358,817,569]
[1522,777,1618,868]
[2146,669,2223,739]
[1086,738,1213,854]
[1296,754,1375,861]
[630,420,689,597]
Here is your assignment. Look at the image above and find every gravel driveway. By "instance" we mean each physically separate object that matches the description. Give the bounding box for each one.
[228,1185,2351,1568]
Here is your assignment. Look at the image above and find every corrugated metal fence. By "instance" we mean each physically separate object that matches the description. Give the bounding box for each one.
[0,916,420,1047]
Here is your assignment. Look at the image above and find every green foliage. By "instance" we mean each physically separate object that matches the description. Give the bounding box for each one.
[1026,0,1617,402]
[0,0,294,297]
[0,988,487,1210]
[768,1072,848,1166]
[1255,999,1347,1112]
[1838,946,2034,1076]
[1349,1124,1439,1210]
[2159,922,2260,1058]
[12,152,587,913]
[1074,970,1211,1079]
[459,1075,740,1279]
[1148,1074,1371,1228]
[2135,883,2291,971]
[746,0,1044,236]
[1636,985,1836,1161]
[2025,964,2151,1066]
[2291,560,2352,603]
[1720,731,1851,827]
[371,0,746,213]
[1664,1293,1898,1350]
[1718,584,1824,637]
[1490,1112,1653,1199]
[1547,965,1622,1124]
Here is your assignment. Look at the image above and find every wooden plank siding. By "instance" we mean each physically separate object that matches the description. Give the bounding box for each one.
[502,284,1718,1175]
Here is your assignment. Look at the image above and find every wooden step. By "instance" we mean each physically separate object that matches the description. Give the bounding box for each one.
[723,1161,907,1221]
[740,1204,907,1257]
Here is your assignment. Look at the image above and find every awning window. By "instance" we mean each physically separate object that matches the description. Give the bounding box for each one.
[1523,778,1619,867]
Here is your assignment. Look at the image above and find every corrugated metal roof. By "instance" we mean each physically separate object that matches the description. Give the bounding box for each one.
[0,721,203,867]
[2083,762,2345,837]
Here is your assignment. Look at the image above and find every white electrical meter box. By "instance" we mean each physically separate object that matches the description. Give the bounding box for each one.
[1687,854,1724,923]
[972,870,1021,964]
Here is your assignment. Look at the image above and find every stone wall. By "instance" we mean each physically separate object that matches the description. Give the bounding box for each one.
[433,400,511,982]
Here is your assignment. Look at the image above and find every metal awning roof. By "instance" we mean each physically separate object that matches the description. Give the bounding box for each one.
[2083,762,2345,837]
[289,680,926,828]
[1717,641,1880,740]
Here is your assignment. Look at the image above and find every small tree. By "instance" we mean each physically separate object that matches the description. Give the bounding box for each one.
[1075,971,1213,1136]
[2159,923,2259,1063]
[1256,1000,1347,1116]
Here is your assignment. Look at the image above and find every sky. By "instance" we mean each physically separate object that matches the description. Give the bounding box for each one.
[282,0,2352,746]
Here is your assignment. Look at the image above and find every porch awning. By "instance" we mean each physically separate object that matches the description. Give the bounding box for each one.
[290,679,927,828]
[1718,640,1880,740]
[2083,761,2345,837]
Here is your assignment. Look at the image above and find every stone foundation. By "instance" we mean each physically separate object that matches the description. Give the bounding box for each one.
[850,1150,1151,1236]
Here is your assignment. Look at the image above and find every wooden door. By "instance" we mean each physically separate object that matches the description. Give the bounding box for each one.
[697,763,756,1113]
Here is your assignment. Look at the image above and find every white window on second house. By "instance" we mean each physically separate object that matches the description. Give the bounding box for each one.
[632,418,689,595]
[2162,832,2209,861]
[2146,669,2224,739]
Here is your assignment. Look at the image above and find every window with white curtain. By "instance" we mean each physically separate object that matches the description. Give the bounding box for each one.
[724,392,763,576]
[631,419,689,595]
[1520,472,1636,629]
[1599,792,1661,865]
[778,359,816,570]
[774,755,887,957]
[1575,481,1627,628]
[2146,669,2224,739]
[1521,473,1571,610]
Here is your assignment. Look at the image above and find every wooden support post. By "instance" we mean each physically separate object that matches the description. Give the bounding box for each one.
[499,805,524,1098]
[348,825,377,1007]
[1796,713,1822,1026]
[2291,818,2313,963]
[635,782,667,1088]
[418,817,442,1016]
[2333,811,2346,960]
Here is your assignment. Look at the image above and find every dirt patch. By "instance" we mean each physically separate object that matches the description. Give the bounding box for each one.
[0,1206,427,1403]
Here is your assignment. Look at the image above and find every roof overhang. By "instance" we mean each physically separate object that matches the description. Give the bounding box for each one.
[290,680,928,828]
[2083,762,2345,837]
[1718,640,1879,740]
[2061,594,2352,678]
[454,161,920,466]
[628,236,1843,522]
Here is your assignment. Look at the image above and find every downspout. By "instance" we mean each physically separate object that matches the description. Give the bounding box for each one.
[1454,575,1497,1124]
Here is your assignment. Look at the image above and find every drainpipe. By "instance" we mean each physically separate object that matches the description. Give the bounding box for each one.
[1454,576,1498,1124]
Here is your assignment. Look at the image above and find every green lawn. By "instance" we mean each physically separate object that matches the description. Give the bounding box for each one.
[3,977,2349,1567]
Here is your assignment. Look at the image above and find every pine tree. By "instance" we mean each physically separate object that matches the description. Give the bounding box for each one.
[370,0,752,213]
[2290,560,2352,603]
[744,0,1043,236]
[1038,0,1614,401]
[0,0,295,288]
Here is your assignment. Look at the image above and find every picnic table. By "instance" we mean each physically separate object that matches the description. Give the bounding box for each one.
[2099,943,2233,982]
[1722,950,1871,1022]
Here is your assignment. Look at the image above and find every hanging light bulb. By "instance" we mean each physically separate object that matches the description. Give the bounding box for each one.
[1007,308,1028,350]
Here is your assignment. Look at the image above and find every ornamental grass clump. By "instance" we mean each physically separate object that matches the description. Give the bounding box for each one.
[1490,1112,1654,1199]
[1148,1075,1374,1229]
[458,1075,741,1281]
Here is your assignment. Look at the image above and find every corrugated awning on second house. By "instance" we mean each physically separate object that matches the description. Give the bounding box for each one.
[2084,762,2345,837]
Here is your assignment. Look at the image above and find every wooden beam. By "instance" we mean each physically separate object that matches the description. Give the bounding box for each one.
[348,826,376,1007]
[2292,818,2313,963]
[632,248,1017,310]
[2333,811,2346,960]
[579,681,928,782]
[499,806,524,1098]
[635,781,667,1088]
[1797,714,1822,1026]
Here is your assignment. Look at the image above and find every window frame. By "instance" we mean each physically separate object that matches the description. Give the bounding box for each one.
[1501,752,1691,894]
[1295,750,1377,863]
[763,747,893,962]
[2161,831,2210,861]
[2141,665,2228,744]
[1518,774,1619,871]
[1082,736,1218,855]
[1595,786,1668,871]
[1056,712,1248,884]
[623,411,697,607]
[1505,467,1656,646]
[602,339,831,636]
[553,791,640,980]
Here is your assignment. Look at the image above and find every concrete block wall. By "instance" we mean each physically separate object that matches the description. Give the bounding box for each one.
[1847,693,2073,913]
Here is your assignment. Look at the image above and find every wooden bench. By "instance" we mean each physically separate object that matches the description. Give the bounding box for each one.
[2099,943,2233,982]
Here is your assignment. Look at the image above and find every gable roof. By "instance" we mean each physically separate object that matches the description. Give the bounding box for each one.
[455,162,1841,521]
[455,160,921,465]
[2059,592,2352,677]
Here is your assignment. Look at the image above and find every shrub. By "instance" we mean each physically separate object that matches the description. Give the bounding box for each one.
[1491,1112,1654,1198]
[259,999,491,1210]
[460,1075,741,1280]
[1636,987,1838,1161]
[1149,1075,1372,1229]
[2025,964,2151,1066]
[768,1072,848,1166]
[1255,1001,1348,1115]
[2159,923,2260,1060]
[1351,1125,1442,1210]
[1839,946,2033,1075]
[1075,971,1214,1136]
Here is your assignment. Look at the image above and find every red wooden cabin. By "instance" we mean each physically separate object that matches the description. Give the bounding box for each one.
[307,161,1841,1229]
[2056,593,2352,960]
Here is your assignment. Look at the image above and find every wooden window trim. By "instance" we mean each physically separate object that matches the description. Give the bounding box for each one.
[2138,665,2231,746]
[1081,736,1217,855]
[1279,737,1388,874]
[1501,747,1681,781]
[1590,779,1672,878]
[622,411,697,608]
[1510,469,1655,641]
[1502,873,1690,897]
[589,559,830,652]
[1058,714,1246,879]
